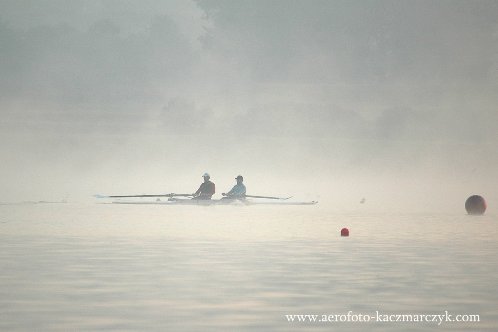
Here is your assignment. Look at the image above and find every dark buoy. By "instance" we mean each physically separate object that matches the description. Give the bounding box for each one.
[465,195,486,215]
[341,228,349,237]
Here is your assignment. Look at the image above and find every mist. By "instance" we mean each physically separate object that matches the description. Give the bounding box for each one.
[1,0,497,211]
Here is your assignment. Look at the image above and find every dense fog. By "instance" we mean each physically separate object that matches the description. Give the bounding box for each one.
[1,0,497,210]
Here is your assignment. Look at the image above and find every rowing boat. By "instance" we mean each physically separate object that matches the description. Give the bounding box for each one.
[110,198,318,206]
[95,192,317,206]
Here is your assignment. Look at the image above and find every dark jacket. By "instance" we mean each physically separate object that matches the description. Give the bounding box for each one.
[194,181,215,199]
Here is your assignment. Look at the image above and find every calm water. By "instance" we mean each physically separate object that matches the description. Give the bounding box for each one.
[1,203,497,331]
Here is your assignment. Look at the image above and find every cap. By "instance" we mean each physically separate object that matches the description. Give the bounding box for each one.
[235,175,243,180]
[202,173,210,178]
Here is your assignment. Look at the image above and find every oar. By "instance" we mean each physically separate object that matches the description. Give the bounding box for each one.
[94,193,193,198]
[244,195,292,200]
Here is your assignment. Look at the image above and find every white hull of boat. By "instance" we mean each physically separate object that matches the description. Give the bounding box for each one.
[111,198,318,206]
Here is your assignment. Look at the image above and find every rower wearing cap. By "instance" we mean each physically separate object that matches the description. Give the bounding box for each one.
[193,173,215,200]
[222,175,246,199]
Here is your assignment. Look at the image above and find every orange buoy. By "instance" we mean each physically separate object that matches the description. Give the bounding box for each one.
[465,195,486,215]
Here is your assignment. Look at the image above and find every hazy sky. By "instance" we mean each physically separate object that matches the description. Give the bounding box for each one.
[1,0,497,205]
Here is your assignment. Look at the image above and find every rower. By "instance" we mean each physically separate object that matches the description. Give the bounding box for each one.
[222,175,246,199]
[192,173,215,200]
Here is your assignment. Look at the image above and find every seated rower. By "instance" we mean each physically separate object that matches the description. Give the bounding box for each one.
[192,173,215,200]
[222,175,246,199]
